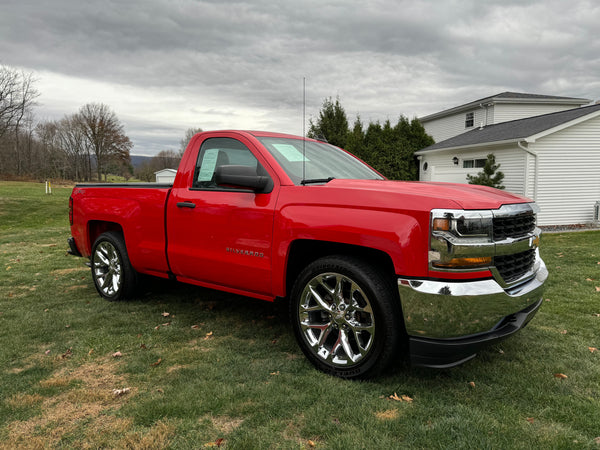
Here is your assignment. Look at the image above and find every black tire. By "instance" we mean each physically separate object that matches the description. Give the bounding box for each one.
[91,231,138,301]
[290,255,404,379]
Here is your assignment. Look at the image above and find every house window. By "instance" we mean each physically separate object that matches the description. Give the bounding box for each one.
[465,112,474,128]
[463,158,486,169]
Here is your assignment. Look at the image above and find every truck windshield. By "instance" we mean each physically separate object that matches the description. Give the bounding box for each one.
[257,137,384,185]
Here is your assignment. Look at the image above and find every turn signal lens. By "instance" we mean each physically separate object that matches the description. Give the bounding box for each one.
[433,218,450,231]
[433,257,492,269]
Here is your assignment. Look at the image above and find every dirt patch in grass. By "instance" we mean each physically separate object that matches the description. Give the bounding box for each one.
[115,420,177,449]
[1,356,173,448]
[166,364,191,374]
[208,415,244,434]
[6,393,44,408]
[375,409,400,420]
[51,267,88,276]
[66,284,88,291]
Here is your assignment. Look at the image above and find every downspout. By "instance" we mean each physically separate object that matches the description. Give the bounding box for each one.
[478,102,492,126]
[518,140,538,201]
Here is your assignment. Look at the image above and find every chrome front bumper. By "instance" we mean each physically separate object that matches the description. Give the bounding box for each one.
[398,257,548,339]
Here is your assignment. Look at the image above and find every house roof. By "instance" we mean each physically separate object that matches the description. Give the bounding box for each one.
[419,91,591,123]
[154,168,177,175]
[417,103,600,154]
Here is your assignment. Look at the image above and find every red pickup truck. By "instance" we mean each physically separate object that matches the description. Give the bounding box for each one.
[68,130,547,378]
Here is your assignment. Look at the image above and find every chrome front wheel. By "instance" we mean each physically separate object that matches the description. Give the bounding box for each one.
[291,255,403,379]
[298,272,376,367]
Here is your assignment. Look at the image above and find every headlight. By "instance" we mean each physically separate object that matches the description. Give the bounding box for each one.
[430,209,494,270]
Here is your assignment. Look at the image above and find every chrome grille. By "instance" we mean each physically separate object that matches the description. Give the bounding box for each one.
[493,212,536,240]
[495,249,536,283]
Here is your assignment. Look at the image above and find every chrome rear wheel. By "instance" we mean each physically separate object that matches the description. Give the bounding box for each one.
[91,232,137,301]
[93,241,123,297]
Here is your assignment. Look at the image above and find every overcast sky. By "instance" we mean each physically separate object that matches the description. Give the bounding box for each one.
[1,0,599,156]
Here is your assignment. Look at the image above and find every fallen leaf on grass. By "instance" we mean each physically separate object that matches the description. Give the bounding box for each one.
[204,438,224,447]
[191,324,200,329]
[112,351,123,358]
[307,440,316,448]
[594,437,600,445]
[589,347,598,353]
[389,393,413,403]
[594,314,600,317]
[526,417,535,424]
[161,312,170,317]
[88,348,94,355]
[44,350,51,355]
[61,348,72,359]
[270,371,280,376]
[140,343,147,349]
[560,330,568,335]
[113,387,131,397]
[204,331,213,340]
[554,373,568,379]
[469,381,476,388]
[586,278,594,282]
[596,287,600,292]
[150,358,162,367]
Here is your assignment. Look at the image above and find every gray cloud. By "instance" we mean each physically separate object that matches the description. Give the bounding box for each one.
[1,0,598,155]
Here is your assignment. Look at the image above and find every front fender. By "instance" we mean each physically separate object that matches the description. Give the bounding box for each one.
[272,204,429,296]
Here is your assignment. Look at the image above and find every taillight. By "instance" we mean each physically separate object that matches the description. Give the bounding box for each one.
[69,196,74,225]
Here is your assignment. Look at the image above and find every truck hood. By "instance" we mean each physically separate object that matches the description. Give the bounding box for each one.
[324,179,531,210]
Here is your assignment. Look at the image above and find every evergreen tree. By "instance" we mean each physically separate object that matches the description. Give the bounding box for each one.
[345,116,365,160]
[309,96,434,181]
[466,154,505,189]
[307,97,348,148]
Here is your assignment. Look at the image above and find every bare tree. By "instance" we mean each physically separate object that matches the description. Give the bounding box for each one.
[76,103,132,181]
[0,66,21,139]
[57,114,93,180]
[179,127,203,157]
[0,66,39,175]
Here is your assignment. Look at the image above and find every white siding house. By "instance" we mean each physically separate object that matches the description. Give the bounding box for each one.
[416,101,600,226]
[420,92,590,143]
[154,168,177,184]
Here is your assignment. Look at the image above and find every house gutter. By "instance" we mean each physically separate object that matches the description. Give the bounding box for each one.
[518,140,538,201]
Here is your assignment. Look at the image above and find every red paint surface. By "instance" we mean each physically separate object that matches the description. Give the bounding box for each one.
[70,130,530,300]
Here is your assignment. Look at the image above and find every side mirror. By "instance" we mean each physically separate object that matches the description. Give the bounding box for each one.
[215,165,273,193]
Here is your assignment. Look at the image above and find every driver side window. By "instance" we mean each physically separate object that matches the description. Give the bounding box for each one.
[193,137,259,189]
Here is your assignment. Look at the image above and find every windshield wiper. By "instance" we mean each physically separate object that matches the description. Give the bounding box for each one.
[300,177,335,185]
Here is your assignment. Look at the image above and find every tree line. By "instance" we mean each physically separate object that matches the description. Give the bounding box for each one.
[0,65,135,181]
[308,97,435,180]
[1,64,435,183]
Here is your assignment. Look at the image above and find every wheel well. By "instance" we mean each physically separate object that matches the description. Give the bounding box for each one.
[285,240,397,297]
[88,221,124,251]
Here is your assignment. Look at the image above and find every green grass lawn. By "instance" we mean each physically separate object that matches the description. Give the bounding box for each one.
[1,181,599,448]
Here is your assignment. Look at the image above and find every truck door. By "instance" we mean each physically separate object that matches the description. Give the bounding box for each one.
[166,136,277,297]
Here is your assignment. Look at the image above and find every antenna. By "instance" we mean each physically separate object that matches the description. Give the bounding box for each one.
[302,77,306,183]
